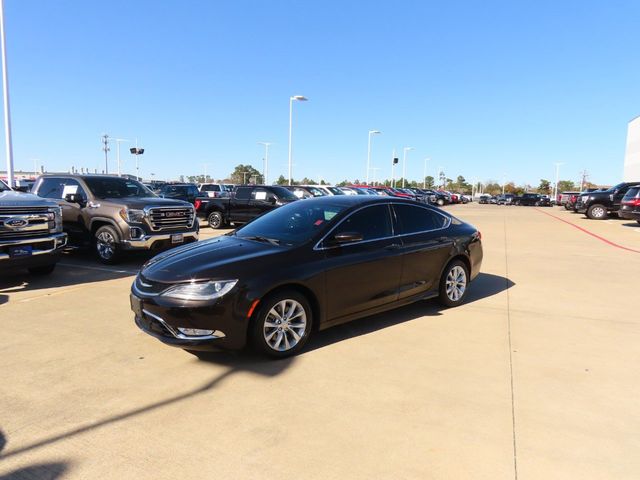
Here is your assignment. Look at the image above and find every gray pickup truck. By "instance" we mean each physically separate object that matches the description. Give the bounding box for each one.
[32,174,198,264]
[0,179,68,275]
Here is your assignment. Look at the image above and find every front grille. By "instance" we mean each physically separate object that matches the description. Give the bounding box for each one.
[0,210,51,239]
[134,274,169,296]
[147,207,194,231]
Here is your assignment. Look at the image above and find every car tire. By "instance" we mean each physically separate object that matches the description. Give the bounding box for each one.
[94,225,121,264]
[586,204,607,220]
[250,290,313,358]
[207,211,224,229]
[534,201,540,206]
[28,263,56,275]
[564,204,571,210]
[438,259,469,308]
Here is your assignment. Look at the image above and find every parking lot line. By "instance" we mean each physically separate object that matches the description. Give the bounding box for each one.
[534,208,640,254]
[57,262,139,275]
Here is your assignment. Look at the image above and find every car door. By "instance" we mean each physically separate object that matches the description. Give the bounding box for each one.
[321,204,403,320]
[249,188,277,219]
[392,203,453,300]
[230,187,253,223]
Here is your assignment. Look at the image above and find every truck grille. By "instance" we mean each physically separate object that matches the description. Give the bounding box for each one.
[147,207,194,231]
[0,208,51,239]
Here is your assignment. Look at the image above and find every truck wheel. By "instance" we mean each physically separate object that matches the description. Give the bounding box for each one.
[207,211,224,229]
[28,264,56,275]
[586,204,607,220]
[94,225,121,264]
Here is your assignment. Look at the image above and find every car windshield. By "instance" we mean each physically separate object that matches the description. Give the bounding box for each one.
[327,187,344,195]
[235,200,347,246]
[623,187,640,199]
[306,186,326,197]
[83,177,155,199]
[0,180,9,191]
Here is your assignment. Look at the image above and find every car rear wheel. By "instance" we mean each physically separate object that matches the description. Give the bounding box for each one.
[207,211,224,229]
[95,225,121,264]
[586,204,607,220]
[438,260,469,308]
[28,263,56,275]
[250,291,313,358]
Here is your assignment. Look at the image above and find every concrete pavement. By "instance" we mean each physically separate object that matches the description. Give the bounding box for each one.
[0,204,638,479]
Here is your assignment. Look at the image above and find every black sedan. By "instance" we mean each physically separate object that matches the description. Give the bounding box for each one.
[131,196,483,357]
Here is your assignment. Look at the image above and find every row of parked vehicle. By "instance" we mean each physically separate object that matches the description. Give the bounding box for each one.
[0,174,473,274]
[478,193,552,206]
[557,181,640,223]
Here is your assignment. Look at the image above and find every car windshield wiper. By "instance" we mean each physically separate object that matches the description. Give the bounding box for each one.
[241,235,281,246]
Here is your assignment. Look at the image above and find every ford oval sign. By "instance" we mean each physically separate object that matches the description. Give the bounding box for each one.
[5,217,29,229]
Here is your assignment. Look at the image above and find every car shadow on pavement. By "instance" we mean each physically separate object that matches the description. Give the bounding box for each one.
[621,222,640,228]
[0,353,293,461]
[306,273,514,353]
[0,429,70,480]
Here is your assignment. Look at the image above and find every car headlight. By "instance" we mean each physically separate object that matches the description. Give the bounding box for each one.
[48,207,63,233]
[119,208,146,223]
[160,279,238,301]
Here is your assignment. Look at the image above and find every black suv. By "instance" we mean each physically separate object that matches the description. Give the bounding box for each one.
[158,183,201,205]
[618,186,640,224]
[514,193,551,206]
[575,182,640,219]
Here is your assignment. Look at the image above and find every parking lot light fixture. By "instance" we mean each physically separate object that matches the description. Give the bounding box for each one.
[258,142,272,185]
[288,95,308,186]
[367,130,381,185]
[402,147,414,188]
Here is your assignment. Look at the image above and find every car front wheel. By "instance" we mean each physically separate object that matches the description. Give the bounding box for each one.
[586,204,607,220]
[438,260,469,308]
[250,291,313,358]
[94,225,121,264]
[207,211,224,229]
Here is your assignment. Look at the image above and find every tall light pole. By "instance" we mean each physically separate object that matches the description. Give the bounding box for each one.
[423,157,430,188]
[288,95,307,185]
[402,147,414,188]
[112,138,128,176]
[101,134,110,173]
[129,139,144,180]
[391,149,397,188]
[366,130,381,185]
[258,141,271,185]
[0,0,13,188]
[553,162,564,201]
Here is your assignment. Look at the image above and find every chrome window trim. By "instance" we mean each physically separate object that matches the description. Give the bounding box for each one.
[313,201,451,251]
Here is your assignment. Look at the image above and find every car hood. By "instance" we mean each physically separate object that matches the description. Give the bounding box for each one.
[102,196,192,209]
[0,190,59,207]
[140,234,285,283]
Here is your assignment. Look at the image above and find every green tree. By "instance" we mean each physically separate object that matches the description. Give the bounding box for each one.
[484,182,502,195]
[556,180,576,192]
[230,164,261,184]
[336,179,350,187]
[537,179,551,194]
[275,175,288,186]
[424,175,435,188]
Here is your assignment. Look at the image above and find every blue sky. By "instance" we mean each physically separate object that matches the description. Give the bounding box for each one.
[2,0,639,186]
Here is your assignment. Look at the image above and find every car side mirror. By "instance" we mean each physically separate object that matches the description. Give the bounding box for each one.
[268,196,277,204]
[332,232,363,244]
[65,193,83,204]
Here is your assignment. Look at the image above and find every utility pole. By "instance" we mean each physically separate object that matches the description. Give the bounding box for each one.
[258,142,271,185]
[579,169,589,191]
[101,134,110,174]
[423,157,430,188]
[0,0,14,188]
[202,163,211,182]
[553,162,564,202]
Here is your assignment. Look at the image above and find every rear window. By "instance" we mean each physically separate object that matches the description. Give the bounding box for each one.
[623,187,640,199]
[201,184,221,192]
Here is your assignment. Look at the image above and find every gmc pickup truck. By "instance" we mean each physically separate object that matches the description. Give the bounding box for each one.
[1,179,67,275]
[32,175,198,264]
[197,185,298,228]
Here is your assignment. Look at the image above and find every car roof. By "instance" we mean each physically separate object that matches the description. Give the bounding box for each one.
[299,194,427,208]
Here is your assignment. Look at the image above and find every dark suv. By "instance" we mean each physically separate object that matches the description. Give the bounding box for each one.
[33,175,198,263]
[618,186,640,224]
[575,182,640,219]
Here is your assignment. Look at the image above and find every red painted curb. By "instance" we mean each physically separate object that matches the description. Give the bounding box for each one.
[534,208,640,254]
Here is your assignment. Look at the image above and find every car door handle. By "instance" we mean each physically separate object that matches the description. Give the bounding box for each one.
[384,243,402,250]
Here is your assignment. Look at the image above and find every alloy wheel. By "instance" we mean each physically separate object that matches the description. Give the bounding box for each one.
[96,231,116,260]
[445,265,467,302]
[263,299,307,352]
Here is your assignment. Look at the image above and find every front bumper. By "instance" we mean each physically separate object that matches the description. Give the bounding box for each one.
[121,231,199,250]
[0,232,67,262]
[130,285,250,351]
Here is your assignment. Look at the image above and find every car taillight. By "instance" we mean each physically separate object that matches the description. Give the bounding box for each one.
[623,198,640,206]
[194,199,202,210]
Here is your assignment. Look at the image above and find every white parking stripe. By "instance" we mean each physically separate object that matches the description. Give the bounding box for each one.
[57,262,138,275]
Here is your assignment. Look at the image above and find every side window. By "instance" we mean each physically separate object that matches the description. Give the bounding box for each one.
[251,188,269,201]
[189,186,199,196]
[332,205,392,242]
[394,204,449,234]
[235,187,251,200]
